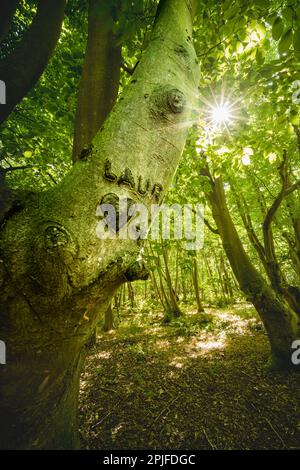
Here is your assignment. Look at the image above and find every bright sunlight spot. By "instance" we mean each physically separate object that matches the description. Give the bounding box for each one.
[210,102,233,126]
[200,88,241,135]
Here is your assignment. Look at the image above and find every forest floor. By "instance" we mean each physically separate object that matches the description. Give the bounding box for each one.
[79,303,300,450]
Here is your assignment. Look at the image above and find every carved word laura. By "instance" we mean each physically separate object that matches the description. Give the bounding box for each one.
[104,159,163,202]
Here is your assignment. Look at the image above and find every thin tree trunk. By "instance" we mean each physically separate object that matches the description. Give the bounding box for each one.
[181,265,187,302]
[162,244,182,318]
[192,255,204,312]
[103,302,114,332]
[150,270,168,312]
[214,252,227,302]
[127,282,135,308]
[174,244,180,296]
[156,251,174,318]
[204,256,218,300]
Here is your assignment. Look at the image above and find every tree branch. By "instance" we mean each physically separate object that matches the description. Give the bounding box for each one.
[262,151,300,297]
[203,217,219,235]
[285,179,300,197]
[230,180,267,266]
[263,151,300,232]
[0,164,33,175]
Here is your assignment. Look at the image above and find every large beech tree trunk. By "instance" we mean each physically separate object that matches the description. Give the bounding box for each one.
[72,0,122,344]
[204,170,300,370]
[0,0,199,449]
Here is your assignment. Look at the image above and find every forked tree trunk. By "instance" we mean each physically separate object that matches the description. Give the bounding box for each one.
[0,0,199,449]
[205,172,300,370]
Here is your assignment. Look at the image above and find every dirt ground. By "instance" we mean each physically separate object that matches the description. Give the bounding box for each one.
[79,304,300,450]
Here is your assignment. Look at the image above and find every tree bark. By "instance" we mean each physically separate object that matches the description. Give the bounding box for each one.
[192,255,204,312]
[0,0,66,124]
[151,244,174,318]
[0,0,199,449]
[73,0,122,356]
[162,245,182,318]
[103,302,114,332]
[72,0,121,161]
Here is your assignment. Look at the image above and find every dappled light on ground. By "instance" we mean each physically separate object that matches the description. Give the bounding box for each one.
[79,304,300,450]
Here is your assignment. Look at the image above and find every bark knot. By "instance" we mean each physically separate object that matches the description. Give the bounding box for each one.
[45,225,69,250]
[167,89,185,114]
[79,143,94,161]
[150,86,186,121]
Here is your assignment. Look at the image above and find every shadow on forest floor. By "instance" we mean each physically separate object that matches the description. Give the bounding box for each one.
[79,304,300,450]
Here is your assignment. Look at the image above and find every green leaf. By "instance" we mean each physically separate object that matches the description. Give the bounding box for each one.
[253,0,270,9]
[278,28,293,54]
[24,150,32,158]
[267,14,279,25]
[256,22,266,39]
[282,7,294,23]
[290,108,299,127]
[235,41,244,54]
[256,48,265,65]
[293,28,300,52]
[272,17,284,41]
[224,4,239,20]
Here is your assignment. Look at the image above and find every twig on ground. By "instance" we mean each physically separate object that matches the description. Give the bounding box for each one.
[202,427,217,450]
[91,400,121,429]
[264,417,287,449]
[97,385,119,395]
[250,402,287,449]
[153,396,178,424]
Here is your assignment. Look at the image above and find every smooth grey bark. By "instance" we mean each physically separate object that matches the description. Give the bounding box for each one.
[0,0,199,449]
